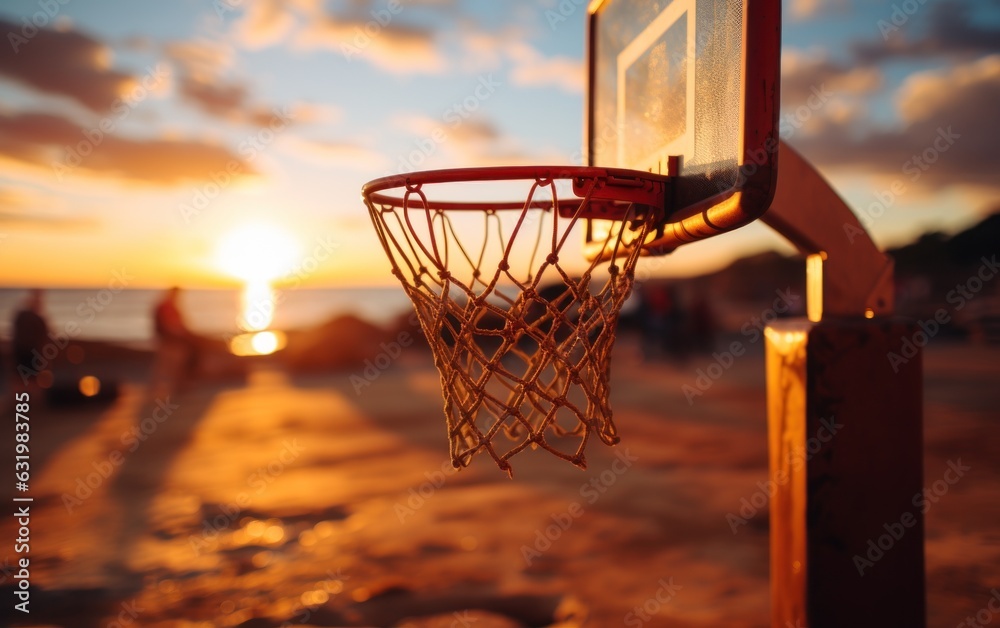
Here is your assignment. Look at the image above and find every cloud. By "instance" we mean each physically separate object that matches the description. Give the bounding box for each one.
[453,30,584,91]
[301,17,447,74]
[896,54,1000,124]
[178,77,251,118]
[228,0,448,73]
[791,55,1000,194]
[390,113,442,137]
[165,40,233,79]
[385,112,559,170]
[281,136,389,170]
[0,18,135,114]
[449,119,500,144]
[290,102,343,125]
[234,0,298,48]
[0,112,257,186]
[0,185,98,229]
[854,0,1000,64]
[392,112,499,140]
[788,0,850,21]
[505,42,583,93]
[455,28,516,72]
[781,49,882,106]
[175,75,284,127]
[789,0,821,20]
[165,38,293,125]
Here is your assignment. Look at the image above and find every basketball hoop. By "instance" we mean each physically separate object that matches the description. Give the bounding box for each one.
[363,166,669,475]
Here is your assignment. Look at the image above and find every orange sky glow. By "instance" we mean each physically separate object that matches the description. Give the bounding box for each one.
[0,1,997,289]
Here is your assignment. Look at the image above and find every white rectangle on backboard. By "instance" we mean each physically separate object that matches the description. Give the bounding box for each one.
[616,0,696,173]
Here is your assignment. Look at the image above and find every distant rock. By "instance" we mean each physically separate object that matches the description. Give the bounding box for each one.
[281,313,395,372]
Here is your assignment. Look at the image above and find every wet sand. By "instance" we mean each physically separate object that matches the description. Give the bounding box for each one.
[1,336,998,627]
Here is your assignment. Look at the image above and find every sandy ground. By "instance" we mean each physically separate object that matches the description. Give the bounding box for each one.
[1,335,998,627]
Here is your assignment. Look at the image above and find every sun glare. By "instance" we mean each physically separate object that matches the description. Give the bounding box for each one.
[215,223,301,283]
[215,223,301,357]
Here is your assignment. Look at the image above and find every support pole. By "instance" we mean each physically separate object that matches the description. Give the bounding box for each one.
[762,142,924,627]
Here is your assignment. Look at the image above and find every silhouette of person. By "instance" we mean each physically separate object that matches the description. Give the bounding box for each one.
[150,287,202,395]
[690,289,717,353]
[11,289,52,390]
[639,283,671,361]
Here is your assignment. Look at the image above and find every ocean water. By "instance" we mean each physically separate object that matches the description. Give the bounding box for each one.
[0,286,414,345]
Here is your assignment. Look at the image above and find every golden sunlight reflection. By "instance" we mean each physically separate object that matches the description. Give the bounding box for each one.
[240,279,275,332]
[229,330,287,357]
[215,223,300,356]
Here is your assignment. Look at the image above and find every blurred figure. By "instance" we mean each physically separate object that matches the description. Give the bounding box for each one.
[689,289,718,353]
[665,284,690,359]
[638,283,672,361]
[11,289,52,391]
[150,287,202,396]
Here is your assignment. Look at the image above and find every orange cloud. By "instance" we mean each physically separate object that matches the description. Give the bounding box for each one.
[0,185,98,230]
[791,55,1000,195]
[301,17,447,74]
[227,0,448,73]
[281,136,389,170]
[235,0,298,49]
[0,112,258,186]
[488,40,583,93]
[781,50,882,107]
[853,0,1000,64]
[0,18,134,113]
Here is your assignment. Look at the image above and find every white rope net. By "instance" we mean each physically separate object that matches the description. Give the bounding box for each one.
[364,169,658,475]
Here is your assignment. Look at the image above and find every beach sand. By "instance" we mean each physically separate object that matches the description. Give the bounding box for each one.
[1,335,997,627]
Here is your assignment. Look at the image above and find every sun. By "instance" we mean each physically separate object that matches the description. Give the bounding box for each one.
[214,222,301,282]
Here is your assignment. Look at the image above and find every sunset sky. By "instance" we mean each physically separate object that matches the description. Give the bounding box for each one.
[0,0,998,288]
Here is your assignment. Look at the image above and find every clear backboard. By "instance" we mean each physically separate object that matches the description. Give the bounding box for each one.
[585,0,781,258]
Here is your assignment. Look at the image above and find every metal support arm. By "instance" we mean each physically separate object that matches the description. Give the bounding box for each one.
[761,141,895,320]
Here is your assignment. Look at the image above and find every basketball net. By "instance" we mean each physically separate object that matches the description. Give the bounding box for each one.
[364,169,657,475]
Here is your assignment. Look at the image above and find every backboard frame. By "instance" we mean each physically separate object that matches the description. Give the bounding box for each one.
[584,0,781,258]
